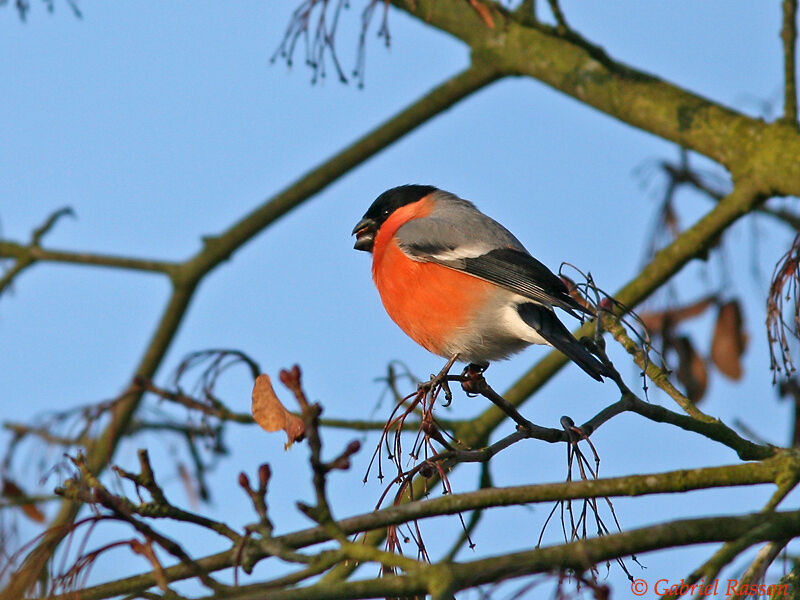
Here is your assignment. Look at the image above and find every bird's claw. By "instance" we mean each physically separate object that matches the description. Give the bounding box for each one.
[441,380,453,406]
[418,371,454,406]
[418,355,460,406]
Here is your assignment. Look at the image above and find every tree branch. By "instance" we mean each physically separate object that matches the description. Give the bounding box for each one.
[139,378,448,431]
[0,207,77,295]
[66,456,789,599]
[192,509,800,600]
[661,155,800,230]
[2,61,503,600]
[394,0,800,195]
[601,314,714,421]
[660,463,800,599]
[0,240,178,276]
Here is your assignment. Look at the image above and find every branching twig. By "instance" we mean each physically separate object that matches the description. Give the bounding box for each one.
[273,0,394,86]
[278,367,427,576]
[55,453,232,595]
[0,207,74,295]
[546,0,568,33]
[602,314,716,422]
[112,450,240,541]
[656,151,800,229]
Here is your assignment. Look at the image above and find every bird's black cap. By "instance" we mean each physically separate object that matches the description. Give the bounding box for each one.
[352,185,438,252]
[361,184,438,228]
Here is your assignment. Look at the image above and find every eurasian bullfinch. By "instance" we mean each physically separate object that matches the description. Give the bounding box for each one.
[352,185,611,382]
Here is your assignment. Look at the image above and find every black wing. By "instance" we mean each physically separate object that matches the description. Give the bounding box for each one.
[433,247,593,318]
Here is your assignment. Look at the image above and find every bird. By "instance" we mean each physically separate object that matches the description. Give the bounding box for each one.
[351,184,611,382]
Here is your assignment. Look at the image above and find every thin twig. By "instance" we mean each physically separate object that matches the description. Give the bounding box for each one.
[661,155,800,229]
[0,241,177,276]
[782,0,798,123]
[733,540,788,595]
[547,0,569,33]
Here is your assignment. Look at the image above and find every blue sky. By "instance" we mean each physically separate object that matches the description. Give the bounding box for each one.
[1,1,797,596]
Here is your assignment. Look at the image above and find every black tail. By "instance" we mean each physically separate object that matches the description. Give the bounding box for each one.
[517,303,611,382]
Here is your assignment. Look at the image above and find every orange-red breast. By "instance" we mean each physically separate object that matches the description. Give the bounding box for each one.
[352,185,610,381]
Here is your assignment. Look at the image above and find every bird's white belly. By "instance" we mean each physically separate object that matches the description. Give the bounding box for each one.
[440,296,551,365]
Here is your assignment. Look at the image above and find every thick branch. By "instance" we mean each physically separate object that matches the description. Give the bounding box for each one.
[395,0,800,195]
[193,509,800,600]
[659,462,800,599]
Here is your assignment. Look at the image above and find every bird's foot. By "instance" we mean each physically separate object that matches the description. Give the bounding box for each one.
[459,363,488,396]
[418,354,460,406]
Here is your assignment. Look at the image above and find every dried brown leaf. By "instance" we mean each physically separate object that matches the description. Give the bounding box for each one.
[177,463,199,509]
[1,479,46,523]
[639,295,717,333]
[130,539,168,591]
[663,202,680,238]
[674,336,708,403]
[711,300,748,380]
[251,374,305,448]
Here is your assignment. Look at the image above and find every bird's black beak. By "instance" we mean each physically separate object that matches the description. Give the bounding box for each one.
[352,217,377,252]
